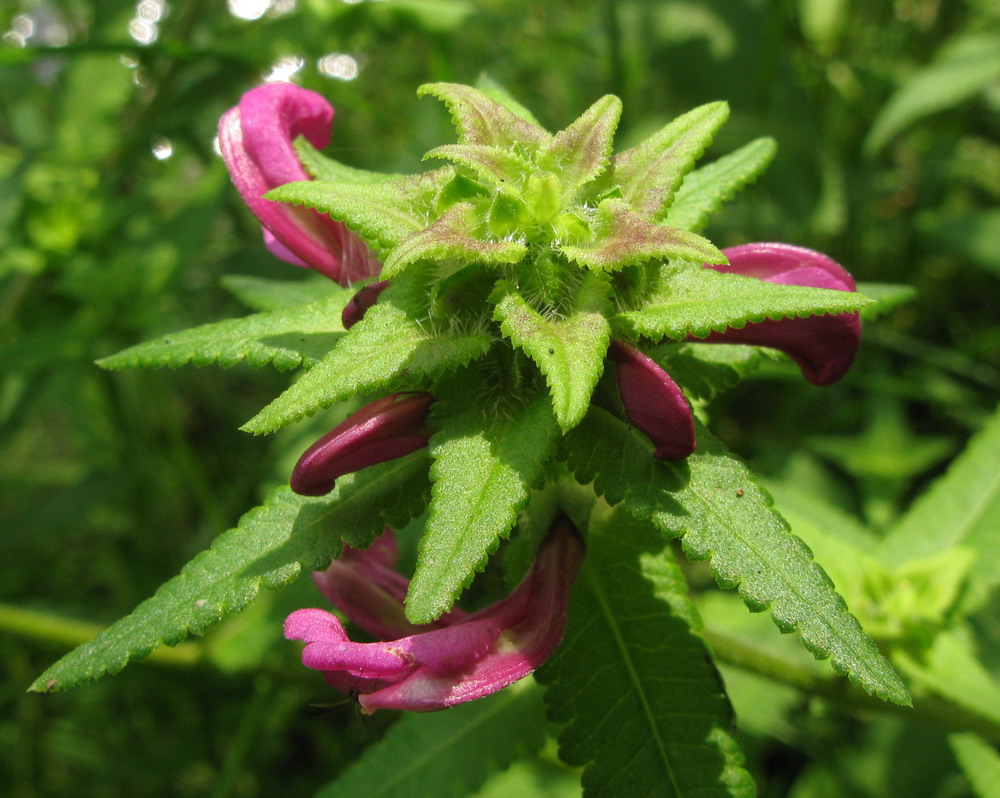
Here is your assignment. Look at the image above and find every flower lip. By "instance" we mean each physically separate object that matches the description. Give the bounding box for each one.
[290,392,434,497]
[285,518,584,713]
[608,340,696,460]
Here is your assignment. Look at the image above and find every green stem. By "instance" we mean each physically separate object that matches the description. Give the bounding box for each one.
[705,627,1000,743]
[0,603,202,668]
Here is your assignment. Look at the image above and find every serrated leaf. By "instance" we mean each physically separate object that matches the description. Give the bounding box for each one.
[537,95,621,194]
[98,292,350,373]
[864,33,1000,155]
[220,273,345,312]
[855,282,918,320]
[474,74,544,127]
[293,137,403,183]
[951,733,1000,798]
[615,265,871,341]
[651,342,764,401]
[319,684,548,798]
[406,382,560,623]
[30,453,431,693]
[424,143,532,193]
[562,408,910,705]
[265,168,455,254]
[662,137,777,233]
[242,268,492,434]
[540,499,754,798]
[418,82,551,151]
[560,199,724,271]
[384,202,527,277]
[879,403,1000,610]
[611,101,730,220]
[493,273,611,431]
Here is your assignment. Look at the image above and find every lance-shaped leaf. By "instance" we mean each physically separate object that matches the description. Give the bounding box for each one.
[418,82,551,150]
[615,264,872,341]
[243,268,491,434]
[98,291,350,372]
[562,408,911,706]
[383,203,527,278]
[536,94,622,195]
[493,273,611,432]
[294,137,403,184]
[30,453,431,693]
[611,101,730,220]
[662,137,777,233]
[221,274,343,312]
[540,499,754,798]
[266,167,455,254]
[560,199,724,271]
[406,379,560,623]
[424,144,532,194]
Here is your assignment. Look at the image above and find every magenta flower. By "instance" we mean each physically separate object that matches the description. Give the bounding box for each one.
[612,242,859,457]
[285,521,584,713]
[342,279,391,330]
[699,243,861,386]
[218,83,380,285]
[608,340,696,460]
[290,392,434,497]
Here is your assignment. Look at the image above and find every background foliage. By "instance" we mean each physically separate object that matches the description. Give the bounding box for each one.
[2,0,998,795]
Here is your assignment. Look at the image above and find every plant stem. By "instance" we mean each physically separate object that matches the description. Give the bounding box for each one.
[705,626,1000,743]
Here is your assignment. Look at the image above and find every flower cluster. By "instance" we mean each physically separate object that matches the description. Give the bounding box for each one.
[219,81,863,711]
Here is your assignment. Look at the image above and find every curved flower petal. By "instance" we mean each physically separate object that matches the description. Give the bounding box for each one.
[290,392,434,496]
[342,280,391,330]
[701,243,861,386]
[608,340,696,460]
[286,518,584,713]
[218,83,379,285]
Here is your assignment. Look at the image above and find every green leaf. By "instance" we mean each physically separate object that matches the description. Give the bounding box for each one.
[563,408,910,705]
[294,137,403,183]
[864,33,1000,155]
[661,137,777,232]
[878,403,1000,610]
[615,264,872,341]
[424,144,532,193]
[651,342,763,401]
[384,202,527,277]
[30,453,431,693]
[560,199,724,271]
[242,268,492,434]
[318,684,548,798]
[951,733,1000,798]
[611,101,730,220]
[537,95,621,194]
[493,273,611,432]
[406,381,560,623]
[97,292,349,373]
[540,499,754,798]
[419,82,551,151]
[220,273,345,312]
[265,168,455,254]
[855,282,918,321]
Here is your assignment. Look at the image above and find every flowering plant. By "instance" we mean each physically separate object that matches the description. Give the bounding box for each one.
[33,81,912,794]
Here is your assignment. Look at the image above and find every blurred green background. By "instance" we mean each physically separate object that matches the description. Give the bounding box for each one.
[2,0,998,795]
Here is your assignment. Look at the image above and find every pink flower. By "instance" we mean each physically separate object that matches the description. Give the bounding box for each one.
[699,243,861,386]
[342,280,391,330]
[608,340,695,460]
[218,83,379,285]
[612,242,859,458]
[285,521,584,713]
[290,392,434,497]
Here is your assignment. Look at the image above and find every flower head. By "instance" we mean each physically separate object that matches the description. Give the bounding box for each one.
[218,83,379,285]
[285,520,583,713]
